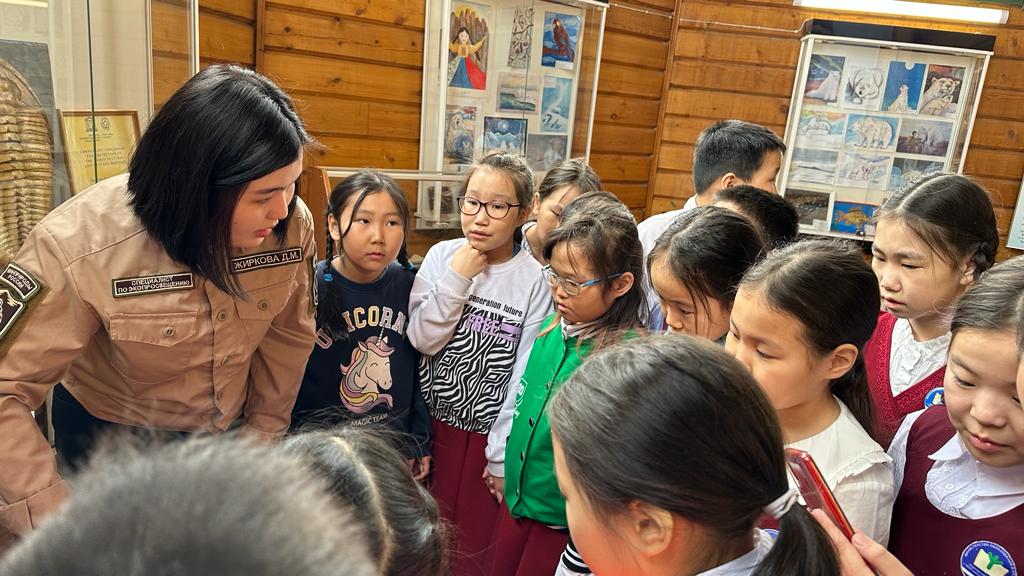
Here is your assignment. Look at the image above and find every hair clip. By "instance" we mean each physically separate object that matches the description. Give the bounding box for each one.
[323,272,334,282]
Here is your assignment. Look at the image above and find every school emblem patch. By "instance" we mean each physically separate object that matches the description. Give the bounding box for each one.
[0,262,41,340]
[231,247,303,273]
[924,387,945,408]
[962,541,1016,576]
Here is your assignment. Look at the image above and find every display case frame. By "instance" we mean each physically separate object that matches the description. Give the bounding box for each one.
[779,20,994,241]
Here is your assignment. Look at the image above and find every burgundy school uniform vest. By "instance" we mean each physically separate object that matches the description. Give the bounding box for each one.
[864,312,946,447]
[889,406,1024,575]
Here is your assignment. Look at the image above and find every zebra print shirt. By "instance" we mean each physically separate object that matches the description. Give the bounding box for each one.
[408,238,552,433]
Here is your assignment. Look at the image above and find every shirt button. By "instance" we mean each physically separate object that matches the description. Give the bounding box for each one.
[163,327,176,337]
[258,300,269,311]
[516,488,520,496]
[216,389,224,401]
[520,452,525,461]
[945,483,955,490]
[528,417,535,427]
[216,310,227,321]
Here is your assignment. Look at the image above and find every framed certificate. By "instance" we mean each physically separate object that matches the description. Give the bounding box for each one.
[58,110,141,194]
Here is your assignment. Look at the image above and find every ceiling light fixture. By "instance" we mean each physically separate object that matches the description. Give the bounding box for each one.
[793,0,1009,25]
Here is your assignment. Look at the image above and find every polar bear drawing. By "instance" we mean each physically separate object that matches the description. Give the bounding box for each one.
[805,70,841,103]
[920,76,960,116]
[850,117,893,149]
[845,67,883,106]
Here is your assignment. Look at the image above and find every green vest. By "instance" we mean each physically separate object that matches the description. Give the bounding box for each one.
[503,314,593,526]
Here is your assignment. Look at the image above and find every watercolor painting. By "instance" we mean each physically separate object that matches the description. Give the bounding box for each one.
[526,134,568,171]
[789,148,839,185]
[889,158,943,190]
[448,3,490,91]
[541,12,579,70]
[786,189,831,228]
[497,72,540,112]
[796,111,846,149]
[896,119,952,157]
[483,116,527,155]
[444,104,477,166]
[882,61,926,113]
[506,4,534,69]
[540,76,572,133]
[844,114,899,151]
[831,201,876,235]
[803,54,845,106]
[843,65,885,110]
[836,153,891,188]
[920,64,966,118]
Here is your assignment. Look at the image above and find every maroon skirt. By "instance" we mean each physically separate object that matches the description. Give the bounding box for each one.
[488,503,569,576]
[430,420,500,576]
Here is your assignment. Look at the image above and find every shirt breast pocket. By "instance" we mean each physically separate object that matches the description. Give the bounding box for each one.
[236,280,294,342]
[108,312,198,386]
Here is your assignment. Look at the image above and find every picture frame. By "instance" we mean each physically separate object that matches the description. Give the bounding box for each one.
[58,109,141,194]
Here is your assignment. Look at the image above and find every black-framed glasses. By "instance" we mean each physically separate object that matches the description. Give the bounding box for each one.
[542,265,624,297]
[457,196,522,220]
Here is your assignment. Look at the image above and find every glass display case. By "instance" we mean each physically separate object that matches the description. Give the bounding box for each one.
[780,19,994,241]
[0,0,193,260]
[416,0,607,228]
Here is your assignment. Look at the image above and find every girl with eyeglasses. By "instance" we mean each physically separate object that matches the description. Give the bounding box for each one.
[407,151,552,576]
[484,195,647,576]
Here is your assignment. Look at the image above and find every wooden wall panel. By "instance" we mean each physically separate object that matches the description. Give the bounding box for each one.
[651,0,1024,259]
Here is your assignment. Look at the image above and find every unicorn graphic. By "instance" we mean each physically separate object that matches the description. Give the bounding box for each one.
[339,334,395,414]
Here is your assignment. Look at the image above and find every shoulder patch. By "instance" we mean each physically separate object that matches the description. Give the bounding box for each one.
[111,272,195,298]
[0,262,44,341]
[231,247,303,274]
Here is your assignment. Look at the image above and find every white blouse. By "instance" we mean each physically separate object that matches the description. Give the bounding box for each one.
[787,398,895,546]
[888,317,950,396]
[890,409,1024,519]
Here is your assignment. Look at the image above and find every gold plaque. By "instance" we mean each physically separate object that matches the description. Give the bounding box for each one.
[58,110,140,194]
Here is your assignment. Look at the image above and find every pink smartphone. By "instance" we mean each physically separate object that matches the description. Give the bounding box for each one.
[784,448,855,539]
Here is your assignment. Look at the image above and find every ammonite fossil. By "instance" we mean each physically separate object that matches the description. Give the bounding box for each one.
[0,59,52,261]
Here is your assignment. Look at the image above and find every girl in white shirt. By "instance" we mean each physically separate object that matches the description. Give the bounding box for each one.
[548,335,840,576]
[726,239,894,544]
[886,256,1024,574]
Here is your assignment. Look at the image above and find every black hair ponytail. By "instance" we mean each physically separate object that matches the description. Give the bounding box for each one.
[757,506,837,576]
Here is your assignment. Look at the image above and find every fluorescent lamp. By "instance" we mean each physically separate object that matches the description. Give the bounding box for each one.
[0,0,47,7]
[793,0,1009,25]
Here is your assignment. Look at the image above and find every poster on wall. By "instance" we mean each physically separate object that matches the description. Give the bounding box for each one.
[541,12,579,70]
[448,3,491,91]
[59,110,141,194]
[779,27,992,242]
[483,116,527,155]
[506,4,534,68]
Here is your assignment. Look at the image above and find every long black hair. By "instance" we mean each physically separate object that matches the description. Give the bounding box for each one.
[953,256,1024,341]
[282,427,448,576]
[548,335,839,575]
[319,170,411,340]
[739,239,879,436]
[648,206,764,328]
[128,64,313,296]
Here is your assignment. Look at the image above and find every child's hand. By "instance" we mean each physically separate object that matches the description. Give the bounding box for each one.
[482,468,504,504]
[407,456,432,481]
[451,243,488,280]
[811,509,912,576]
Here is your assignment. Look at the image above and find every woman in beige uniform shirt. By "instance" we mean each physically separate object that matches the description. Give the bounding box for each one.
[0,64,317,537]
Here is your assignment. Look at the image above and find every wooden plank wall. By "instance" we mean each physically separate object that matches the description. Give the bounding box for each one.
[651,0,1024,258]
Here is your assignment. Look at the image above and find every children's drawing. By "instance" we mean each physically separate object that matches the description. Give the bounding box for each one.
[831,201,876,236]
[789,148,839,185]
[889,158,943,191]
[541,12,579,69]
[448,4,490,91]
[920,65,965,118]
[444,105,477,165]
[896,119,952,157]
[796,111,845,149]
[526,134,568,171]
[837,153,891,188]
[803,54,845,106]
[843,66,884,109]
[882,61,926,113]
[483,116,527,155]
[507,5,534,68]
[844,114,898,151]
[540,76,572,133]
[786,189,831,228]
[497,72,539,112]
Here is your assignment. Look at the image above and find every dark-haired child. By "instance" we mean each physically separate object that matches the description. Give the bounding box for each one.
[887,257,1024,573]
[549,335,842,575]
[522,158,602,264]
[726,239,894,544]
[714,184,799,249]
[647,206,763,339]
[485,196,646,576]
[291,170,431,476]
[866,173,999,445]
